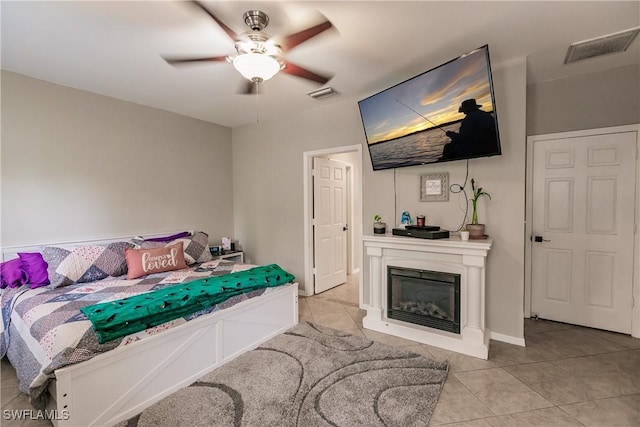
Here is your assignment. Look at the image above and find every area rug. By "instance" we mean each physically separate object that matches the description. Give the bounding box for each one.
[118,322,449,427]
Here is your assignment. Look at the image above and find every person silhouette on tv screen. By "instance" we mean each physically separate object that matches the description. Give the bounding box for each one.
[441,99,497,161]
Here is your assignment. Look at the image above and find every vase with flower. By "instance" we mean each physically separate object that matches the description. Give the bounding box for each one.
[466,178,491,239]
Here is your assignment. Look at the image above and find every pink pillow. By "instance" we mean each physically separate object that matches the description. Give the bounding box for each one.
[125,242,187,280]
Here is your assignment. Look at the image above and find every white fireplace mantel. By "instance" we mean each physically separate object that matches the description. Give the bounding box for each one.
[363,234,493,359]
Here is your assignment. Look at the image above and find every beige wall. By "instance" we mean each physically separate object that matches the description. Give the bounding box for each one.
[231,103,364,272]
[365,59,528,340]
[1,71,234,246]
[5,60,636,342]
[232,58,528,340]
[527,64,640,136]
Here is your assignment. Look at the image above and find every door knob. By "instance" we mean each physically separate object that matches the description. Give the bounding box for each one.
[343,224,349,231]
[534,235,550,242]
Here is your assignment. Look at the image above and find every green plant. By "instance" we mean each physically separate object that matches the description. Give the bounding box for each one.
[374,214,383,223]
[469,178,491,224]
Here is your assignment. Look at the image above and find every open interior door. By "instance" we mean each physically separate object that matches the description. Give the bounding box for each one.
[313,157,347,293]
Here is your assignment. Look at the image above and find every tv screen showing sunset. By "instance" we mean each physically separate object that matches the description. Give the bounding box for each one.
[358,45,501,170]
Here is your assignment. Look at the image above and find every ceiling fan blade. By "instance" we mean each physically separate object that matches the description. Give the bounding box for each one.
[190,1,239,41]
[281,20,333,51]
[163,55,228,66]
[282,61,332,84]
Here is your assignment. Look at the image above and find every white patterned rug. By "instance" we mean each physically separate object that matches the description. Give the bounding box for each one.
[118,322,449,427]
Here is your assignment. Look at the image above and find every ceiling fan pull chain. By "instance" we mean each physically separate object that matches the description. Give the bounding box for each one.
[256,82,260,123]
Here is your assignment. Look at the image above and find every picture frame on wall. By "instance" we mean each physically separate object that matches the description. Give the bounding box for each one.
[420,172,449,202]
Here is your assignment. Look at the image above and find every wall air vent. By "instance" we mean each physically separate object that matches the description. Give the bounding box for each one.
[307,87,338,100]
[565,27,640,64]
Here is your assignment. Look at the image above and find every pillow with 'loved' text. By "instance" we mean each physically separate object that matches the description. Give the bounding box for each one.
[125,242,187,280]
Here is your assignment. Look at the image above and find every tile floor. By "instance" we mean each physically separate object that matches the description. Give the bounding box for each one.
[302,274,640,426]
[2,273,639,426]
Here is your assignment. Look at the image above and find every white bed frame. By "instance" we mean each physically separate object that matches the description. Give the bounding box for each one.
[2,235,299,427]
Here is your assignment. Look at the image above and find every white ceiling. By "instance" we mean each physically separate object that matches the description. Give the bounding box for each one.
[2,1,639,128]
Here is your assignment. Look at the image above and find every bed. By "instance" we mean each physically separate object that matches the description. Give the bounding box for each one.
[1,233,298,427]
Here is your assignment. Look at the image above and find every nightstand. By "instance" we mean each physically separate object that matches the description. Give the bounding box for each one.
[213,250,244,263]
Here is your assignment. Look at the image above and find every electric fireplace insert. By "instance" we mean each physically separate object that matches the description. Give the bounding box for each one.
[387,266,460,334]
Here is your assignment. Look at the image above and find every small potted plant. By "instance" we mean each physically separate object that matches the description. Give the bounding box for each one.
[459,226,470,241]
[373,214,386,234]
[466,178,491,239]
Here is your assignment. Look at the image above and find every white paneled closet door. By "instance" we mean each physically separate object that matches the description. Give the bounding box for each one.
[531,130,636,333]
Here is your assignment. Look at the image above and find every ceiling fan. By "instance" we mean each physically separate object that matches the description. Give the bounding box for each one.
[163,1,334,94]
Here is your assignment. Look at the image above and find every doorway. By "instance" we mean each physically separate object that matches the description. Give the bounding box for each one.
[303,145,363,299]
[525,125,640,337]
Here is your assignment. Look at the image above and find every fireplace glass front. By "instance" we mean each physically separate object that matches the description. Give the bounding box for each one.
[387,267,460,334]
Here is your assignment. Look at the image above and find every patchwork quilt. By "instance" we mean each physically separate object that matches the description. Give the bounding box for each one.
[0,260,281,407]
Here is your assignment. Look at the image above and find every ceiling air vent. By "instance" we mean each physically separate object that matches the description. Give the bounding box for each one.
[307,87,338,100]
[565,27,640,64]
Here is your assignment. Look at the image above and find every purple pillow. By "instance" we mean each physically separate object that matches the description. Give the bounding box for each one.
[18,252,50,289]
[145,231,191,243]
[0,258,28,289]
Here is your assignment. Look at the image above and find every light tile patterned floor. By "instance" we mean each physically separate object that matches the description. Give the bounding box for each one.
[2,273,639,426]
[303,274,640,427]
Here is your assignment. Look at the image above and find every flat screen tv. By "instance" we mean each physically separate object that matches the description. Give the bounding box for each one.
[358,45,501,170]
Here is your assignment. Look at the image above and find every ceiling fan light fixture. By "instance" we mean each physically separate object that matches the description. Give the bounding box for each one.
[233,53,281,82]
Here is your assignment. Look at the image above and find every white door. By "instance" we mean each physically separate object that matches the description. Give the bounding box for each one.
[531,130,636,333]
[313,157,347,293]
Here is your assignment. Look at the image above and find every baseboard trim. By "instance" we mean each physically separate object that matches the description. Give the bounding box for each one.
[489,331,526,347]
[298,283,312,297]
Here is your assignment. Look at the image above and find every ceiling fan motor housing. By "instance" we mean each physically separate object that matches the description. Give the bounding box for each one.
[243,10,269,31]
[235,32,280,57]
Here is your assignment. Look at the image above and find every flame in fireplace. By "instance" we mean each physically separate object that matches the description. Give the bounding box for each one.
[395,301,451,321]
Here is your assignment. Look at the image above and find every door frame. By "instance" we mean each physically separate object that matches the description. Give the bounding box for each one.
[302,144,363,298]
[524,124,640,337]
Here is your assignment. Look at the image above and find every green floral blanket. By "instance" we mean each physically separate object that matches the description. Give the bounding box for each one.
[81,264,294,343]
